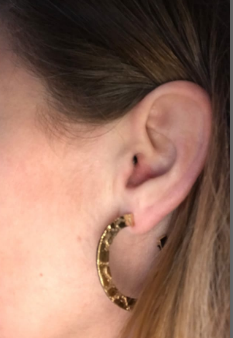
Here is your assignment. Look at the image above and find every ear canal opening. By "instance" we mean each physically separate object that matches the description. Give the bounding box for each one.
[133,155,138,166]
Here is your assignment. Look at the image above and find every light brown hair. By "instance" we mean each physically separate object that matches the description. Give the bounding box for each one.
[1,1,229,337]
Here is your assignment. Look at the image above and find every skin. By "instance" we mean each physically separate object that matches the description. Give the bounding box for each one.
[0,34,212,338]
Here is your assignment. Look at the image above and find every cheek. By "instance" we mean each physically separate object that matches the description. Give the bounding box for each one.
[0,214,93,338]
[0,177,94,338]
[0,134,110,337]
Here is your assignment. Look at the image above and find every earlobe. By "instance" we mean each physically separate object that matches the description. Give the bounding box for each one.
[122,81,212,234]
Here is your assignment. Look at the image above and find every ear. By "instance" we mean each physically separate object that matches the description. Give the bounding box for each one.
[116,81,212,234]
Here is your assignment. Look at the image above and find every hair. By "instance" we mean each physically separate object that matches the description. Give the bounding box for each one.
[0,1,229,337]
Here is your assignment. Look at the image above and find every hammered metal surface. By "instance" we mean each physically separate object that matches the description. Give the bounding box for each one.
[96,216,137,311]
[96,215,167,311]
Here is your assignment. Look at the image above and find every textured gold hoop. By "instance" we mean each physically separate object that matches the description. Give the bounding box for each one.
[96,215,167,311]
[96,215,136,311]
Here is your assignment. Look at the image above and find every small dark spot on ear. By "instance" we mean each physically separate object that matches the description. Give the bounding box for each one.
[133,155,138,166]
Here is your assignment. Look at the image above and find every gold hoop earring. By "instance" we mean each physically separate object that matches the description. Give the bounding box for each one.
[96,214,167,311]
